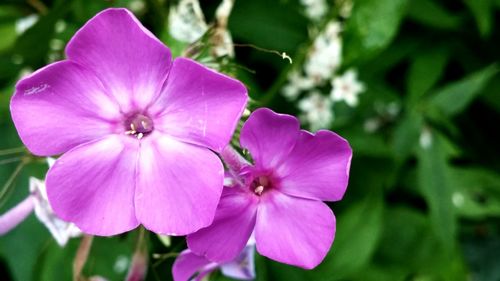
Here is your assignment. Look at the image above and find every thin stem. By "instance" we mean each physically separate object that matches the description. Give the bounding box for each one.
[152,252,179,267]
[125,227,149,281]
[0,157,24,166]
[233,43,292,64]
[0,146,26,156]
[0,161,26,208]
[27,0,48,15]
[73,235,94,281]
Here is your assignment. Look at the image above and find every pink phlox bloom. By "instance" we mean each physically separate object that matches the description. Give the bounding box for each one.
[173,241,256,281]
[10,8,248,236]
[187,108,352,269]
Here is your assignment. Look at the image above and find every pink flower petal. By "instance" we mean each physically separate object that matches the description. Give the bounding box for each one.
[240,108,300,170]
[135,133,224,235]
[255,190,335,269]
[150,58,247,152]
[172,250,216,281]
[277,130,352,201]
[0,196,34,235]
[187,188,258,262]
[10,60,120,156]
[46,135,139,236]
[66,8,172,112]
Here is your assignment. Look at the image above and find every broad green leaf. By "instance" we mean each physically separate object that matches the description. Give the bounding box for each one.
[417,131,455,252]
[343,0,409,63]
[449,167,500,218]
[406,48,449,106]
[428,64,498,116]
[464,0,493,37]
[406,0,462,30]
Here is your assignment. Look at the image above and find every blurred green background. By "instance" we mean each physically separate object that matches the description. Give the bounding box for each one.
[1,0,500,280]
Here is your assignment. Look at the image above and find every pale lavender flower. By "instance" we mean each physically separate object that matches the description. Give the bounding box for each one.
[173,242,256,281]
[0,177,81,246]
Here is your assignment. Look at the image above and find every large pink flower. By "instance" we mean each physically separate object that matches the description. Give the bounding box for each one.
[9,8,247,236]
[187,108,352,269]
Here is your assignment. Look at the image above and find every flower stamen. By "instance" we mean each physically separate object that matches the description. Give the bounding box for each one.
[124,113,154,139]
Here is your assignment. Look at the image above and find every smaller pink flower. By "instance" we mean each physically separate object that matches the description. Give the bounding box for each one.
[187,108,352,269]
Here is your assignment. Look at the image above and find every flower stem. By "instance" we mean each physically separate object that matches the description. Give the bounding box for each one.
[73,235,94,281]
[0,161,26,209]
[0,146,25,156]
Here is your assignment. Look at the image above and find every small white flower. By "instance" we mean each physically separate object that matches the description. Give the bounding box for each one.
[330,69,365,107]
[298,91,334,131]
[304,22,343,81]
[282,71,315,100]
[168,0,208,43]
[30,177,82,246]
[15,14,38,34]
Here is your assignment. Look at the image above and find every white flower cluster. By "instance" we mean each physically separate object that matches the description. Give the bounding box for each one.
[282,1,364,131]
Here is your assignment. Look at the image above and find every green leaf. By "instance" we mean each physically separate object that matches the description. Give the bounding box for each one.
[229,0,307,55]
[406,48,449,106]
[343,0,409,63]
[36,234,136,281]
[428,64,498,117]
[308,195,384,280]
[449,167,500,218]
[0,22,16,52]
[373,207,443,277]
[406,0,462,30]
[14,0,73,66]
[392,111,423,163]
[251,196,384,281]
[417,131,455,252]
[464,0,493,37]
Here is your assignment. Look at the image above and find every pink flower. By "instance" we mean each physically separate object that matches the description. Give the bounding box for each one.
[10,8,247,236]
[173,243,255,281]
[187,108,352,269]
